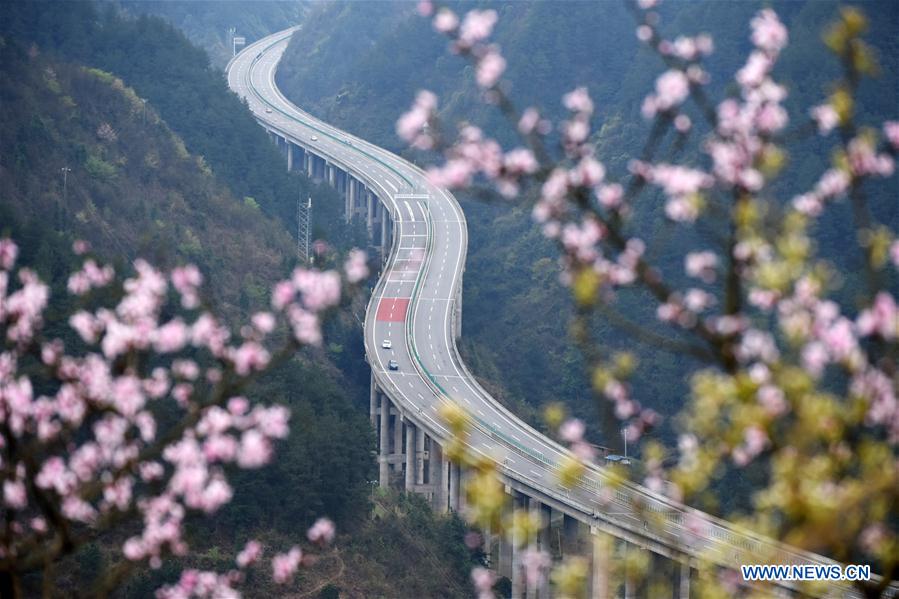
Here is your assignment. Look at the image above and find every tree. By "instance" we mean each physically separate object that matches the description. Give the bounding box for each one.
[402,2,899,596]
[0,238,368,596]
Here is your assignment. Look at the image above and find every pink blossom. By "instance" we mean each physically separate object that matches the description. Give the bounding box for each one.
[230,342,270,376]
[503,148,539,176]
[518,108,540,135]
[653,70,690,113]
[433,8,458,34]
[459,9,497,48]
[520,548,551,588]
[307,517,336,545]
[685,251,718,283]
[236,540,263,568]
[171,264,202,309]
[811,104,839,134]
[792,193,822,217]
[563,87,594,115]
[250,312,275,335]
[0,239,17,271]
[737,51,771,88]
[684,288,715,313]
[292,269,341,312]
[271,280,295,311]
[4,480,27,509]
[559,418,585,443]
[154,319,188,353]
[856,292,897,340]
[674,114,692,133]
[758,385,787,416]
[596,183,623,209]
[884,121,899,150]
[287,305,322,346]
[344,249,369,283]
[750,9,788,54]
[72,240,90,255]
[237,430,272,468]
[272,546,302,584]
[476,50,506,89]
[397,90,437,149]
[471,566,496,599]
[815,168,849,199]
[416,0,433,18]
[636,25,652,42]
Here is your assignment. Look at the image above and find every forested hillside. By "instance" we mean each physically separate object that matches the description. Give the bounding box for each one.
[0,2,475,596]
[114,0,308,69]
[277,0,899,445]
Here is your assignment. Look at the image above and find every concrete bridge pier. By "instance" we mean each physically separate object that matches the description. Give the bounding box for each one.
[528,499,551,599]
[344,178,353,222]
[679,561,692,599]
[510,492,528,599]
[415,428,425,485]
[448,461,460,512]
[286,142,294,172]
[369,373,377,427]
[378,393,390,488]
[328,163,336,187]
[306,152,314,179]
[428,441,444,511]
[381,207,390,263]
[366,192,376,244]
[392,407,403,476]
[405,423,416,491]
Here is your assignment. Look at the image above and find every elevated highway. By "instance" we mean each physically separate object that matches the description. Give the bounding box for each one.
[227,26,892,598]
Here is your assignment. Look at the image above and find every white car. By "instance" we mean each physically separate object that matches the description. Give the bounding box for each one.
[265,108,272,114]
[381,339,392,349]
[311,135,318,141]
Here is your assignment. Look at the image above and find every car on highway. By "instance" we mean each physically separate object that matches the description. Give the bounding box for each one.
[382,339,392,349]
[388,360,399,371]
[265,108,272,114]
[311,135,318,141]
[343,138,352,146]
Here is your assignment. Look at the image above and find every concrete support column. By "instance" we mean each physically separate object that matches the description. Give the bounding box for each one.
[539,504,552,599]
[344,179,351,221]
[511,493,525,599]
[623,541,632,599]
[432,443,447,513]
[528,499,550,599]
[328,164,336,187]
[562,514,580,558]
[381,209,389,261]
[369,372,377,427]
[679,562,691,599]
[454,282,463,341]
[591,530,611,599]
[366,193,375,243]
[379,394,390,488]
[393,411,403,469]
[405,422,415,491]
[286,143,293,172]
[306,153,314,178]
[498,529,513,581]
[346,179,355,222]
[448,462,460,512]
[416,428,425,484]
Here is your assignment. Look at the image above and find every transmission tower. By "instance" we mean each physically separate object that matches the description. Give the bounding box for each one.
[297,195,312,264]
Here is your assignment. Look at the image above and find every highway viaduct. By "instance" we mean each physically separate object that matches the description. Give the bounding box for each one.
[227,26,894,599]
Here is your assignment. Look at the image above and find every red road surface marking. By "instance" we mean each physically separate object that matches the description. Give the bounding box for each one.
[377,298,410,322]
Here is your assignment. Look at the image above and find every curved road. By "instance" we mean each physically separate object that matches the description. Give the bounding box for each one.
[227,26,889,597]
